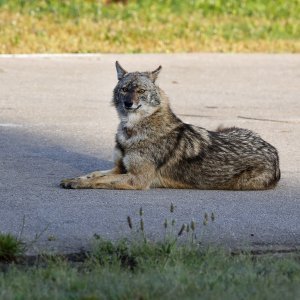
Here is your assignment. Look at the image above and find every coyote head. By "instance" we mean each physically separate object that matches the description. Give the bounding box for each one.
[113,61,163,122]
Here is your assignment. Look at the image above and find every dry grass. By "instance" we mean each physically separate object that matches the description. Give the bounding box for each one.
[0,1,299,54]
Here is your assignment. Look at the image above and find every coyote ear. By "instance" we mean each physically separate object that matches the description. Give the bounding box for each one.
[115,61,127,80]
[150,65,162,82]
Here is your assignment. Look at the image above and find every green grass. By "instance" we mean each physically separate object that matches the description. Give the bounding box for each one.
[0,0,299,53]
[1,0,299,20]
[0,238,300,300]
[0,204,299,299]
[0,233,24,262]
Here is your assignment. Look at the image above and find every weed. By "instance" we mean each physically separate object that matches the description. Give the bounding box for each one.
[0,233,24,262]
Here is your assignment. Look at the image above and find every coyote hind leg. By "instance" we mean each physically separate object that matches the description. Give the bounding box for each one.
[232,168,279,190]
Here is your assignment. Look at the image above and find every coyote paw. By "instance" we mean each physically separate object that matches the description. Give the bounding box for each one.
[60,178,84,189]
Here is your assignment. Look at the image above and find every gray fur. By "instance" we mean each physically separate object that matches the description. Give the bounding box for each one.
[60,63,280,190]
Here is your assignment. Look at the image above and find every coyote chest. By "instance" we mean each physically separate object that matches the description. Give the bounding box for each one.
[117,125,148,148]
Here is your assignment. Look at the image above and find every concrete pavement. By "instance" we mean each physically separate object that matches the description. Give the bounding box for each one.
[0,54,299,254]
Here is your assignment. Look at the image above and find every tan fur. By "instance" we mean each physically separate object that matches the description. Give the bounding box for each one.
[60,63,280,190]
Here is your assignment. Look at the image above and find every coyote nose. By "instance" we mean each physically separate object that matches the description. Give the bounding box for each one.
[124,101,133,108]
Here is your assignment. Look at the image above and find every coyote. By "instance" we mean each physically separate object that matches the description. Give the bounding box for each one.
[60,62,280,190]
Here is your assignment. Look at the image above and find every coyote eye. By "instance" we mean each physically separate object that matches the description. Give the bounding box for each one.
[122,87,128,92]
[138,89,145,94]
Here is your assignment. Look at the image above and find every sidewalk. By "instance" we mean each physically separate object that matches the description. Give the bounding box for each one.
[0,54,299,254]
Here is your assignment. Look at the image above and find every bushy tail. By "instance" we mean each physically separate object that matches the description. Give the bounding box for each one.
[271,151,281,186]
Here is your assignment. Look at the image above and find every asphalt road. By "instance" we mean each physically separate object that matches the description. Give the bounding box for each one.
[0,54,299,254]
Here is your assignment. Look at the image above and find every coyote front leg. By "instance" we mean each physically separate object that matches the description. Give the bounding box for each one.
[78,166,121,180]
[60,173,151,190]
[60,147,126,186]
[60,165,121,187]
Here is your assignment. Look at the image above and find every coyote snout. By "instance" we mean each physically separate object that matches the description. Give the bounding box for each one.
[60,62,280,190]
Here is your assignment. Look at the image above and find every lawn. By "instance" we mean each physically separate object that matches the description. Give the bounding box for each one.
[1,206,300,300]
[0,0,299,53]
[2,175,299,299]
[1,239,300,300]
